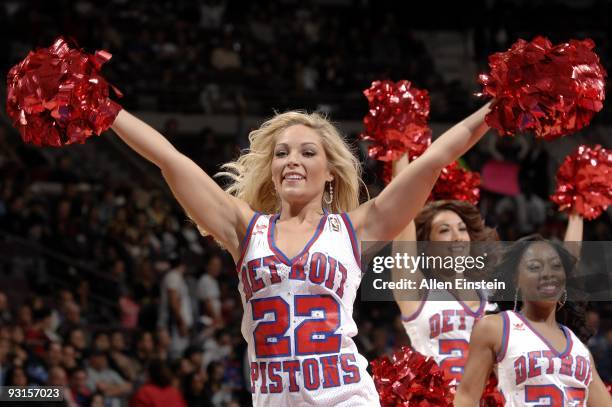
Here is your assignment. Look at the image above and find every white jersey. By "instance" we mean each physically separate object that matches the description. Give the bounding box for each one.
[237,212,380,407]
[401,289,496,382]
[496,311,591,406]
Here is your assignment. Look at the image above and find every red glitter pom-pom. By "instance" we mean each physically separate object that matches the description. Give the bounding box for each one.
[371,347,454,406]
[361,80,431,162]
[6,37,122,147]
[431,161,481,205]
[479,374,505,406]
[479,37,606,140]
[551,144,612,220]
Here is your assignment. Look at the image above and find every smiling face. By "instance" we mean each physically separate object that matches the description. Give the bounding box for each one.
[271,124,333,209]
[427,210,471,259]
[430,210,470,242]
[517,242,566,305]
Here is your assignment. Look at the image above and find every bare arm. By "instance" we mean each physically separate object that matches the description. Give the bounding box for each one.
[350,103,491,241]
[390,154,425,313]
[563,212,583,260]
[587,353,612,406]
[111,110,253,260]
[454,315,502,406]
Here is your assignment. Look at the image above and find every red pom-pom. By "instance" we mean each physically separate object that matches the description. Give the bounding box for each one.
[479,374,505,406]
[361,80,431,162]
[479,37,606,140]
[606,382,612,396]
[430,161,481,205]
[6,37,122,147]
[371,347,454,406]
[551,144,612,220]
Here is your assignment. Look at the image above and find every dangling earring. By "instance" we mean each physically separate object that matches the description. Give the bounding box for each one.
[323,181,334,206]
[513,288,520,312]
[557,289,567,310]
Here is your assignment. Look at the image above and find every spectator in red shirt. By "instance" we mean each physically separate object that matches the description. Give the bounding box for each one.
[130,358,186,407]
[24,307,54,358]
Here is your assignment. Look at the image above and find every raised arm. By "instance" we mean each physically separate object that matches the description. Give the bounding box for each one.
[454,314,502,406]
[390,154,425,311]
[111,110,253,260]
[564,212,583,242]
[563,212,583,260]
[350,103,491,241]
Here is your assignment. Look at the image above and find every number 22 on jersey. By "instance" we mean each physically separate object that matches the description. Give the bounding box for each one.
[252,294,340,357]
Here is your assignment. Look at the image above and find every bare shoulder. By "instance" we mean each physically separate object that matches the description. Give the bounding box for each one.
[396,298,425,318]
[346,201,373,240]
[472,313,505,351]
[218,196,256,261]
[475,313,504,331]
[233,196,256,226]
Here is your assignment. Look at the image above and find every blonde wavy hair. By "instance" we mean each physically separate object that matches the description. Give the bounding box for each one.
[217,111,363,214]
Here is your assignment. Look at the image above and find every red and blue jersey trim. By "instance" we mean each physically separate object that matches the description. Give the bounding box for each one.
[340,212,360,266]
[496,311,510,362]
[236,212,262,272]
[401,289,430,322]
[268,212,328,266]
[513,311,573,358]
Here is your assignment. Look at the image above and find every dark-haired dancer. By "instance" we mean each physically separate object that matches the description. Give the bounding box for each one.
[454,236,612,406]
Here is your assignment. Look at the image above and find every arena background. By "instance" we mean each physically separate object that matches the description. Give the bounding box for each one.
[0,1,610,406]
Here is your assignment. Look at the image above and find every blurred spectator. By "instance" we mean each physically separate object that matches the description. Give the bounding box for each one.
[158,258,193,359]
[365,326,393,361]
[0,338,9,385]
[0,291,11,324]
[91,393,105,407]
[6,366,28,386]
[25,307,58,357]
[70,366,93,406]
[210,35,241,71]
[92,331,111,353]
[202,329,232,370]
[155,328,171,362]
[183,369,212,407]
[205,361,233,407]
[58,301,84,338]
[197,252,223,328]
[25,340,63,385]
[109,330,137,382]
[134,331,156,375]
[119,288,141,330]
[86,351,132,407]
[184,345,204,374]
[133,260,160,331]
[586,310,611,381]
[62,344,78,371]
[16,304,33,331]
[130,358,186,407]
[47,366,78,406]
[67,328,88,362]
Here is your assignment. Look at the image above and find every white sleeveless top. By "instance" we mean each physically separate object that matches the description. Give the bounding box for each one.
[496,311,591,406]
[237,212,380,407]
[401,289,496,382]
